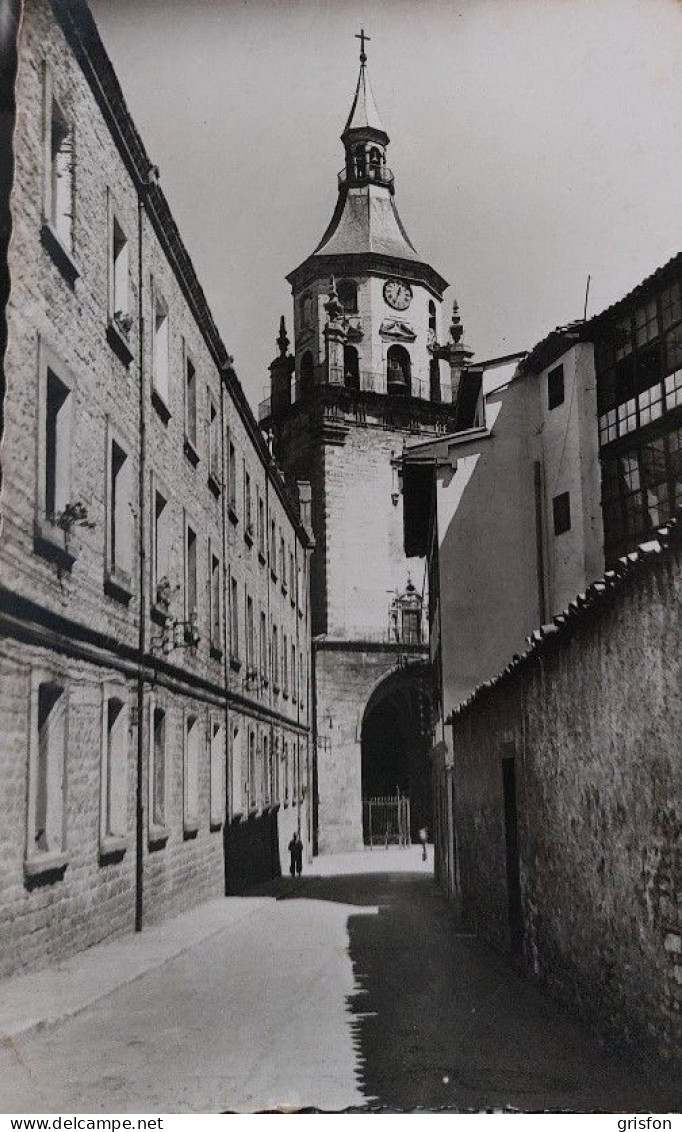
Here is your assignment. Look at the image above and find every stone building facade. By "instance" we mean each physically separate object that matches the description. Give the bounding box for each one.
[261,49,477,853]
[0,0,312,977]
[442,520,682,1083]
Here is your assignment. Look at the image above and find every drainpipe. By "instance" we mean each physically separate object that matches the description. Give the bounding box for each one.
[220,363,231,879]
[134,166,158,932]
[134,189,146,933]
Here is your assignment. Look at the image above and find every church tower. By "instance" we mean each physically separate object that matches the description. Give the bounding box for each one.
[261,34,474,853]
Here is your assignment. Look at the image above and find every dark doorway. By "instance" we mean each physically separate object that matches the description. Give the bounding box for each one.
[501,754,523,957]
[361,674,431,843]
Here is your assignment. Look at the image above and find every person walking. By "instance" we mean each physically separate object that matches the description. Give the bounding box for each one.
[288,831,303,877]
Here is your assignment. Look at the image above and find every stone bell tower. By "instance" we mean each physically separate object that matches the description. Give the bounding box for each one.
[260,32,477,853]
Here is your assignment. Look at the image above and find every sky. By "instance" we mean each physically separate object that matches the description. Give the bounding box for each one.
[90,0,682,412]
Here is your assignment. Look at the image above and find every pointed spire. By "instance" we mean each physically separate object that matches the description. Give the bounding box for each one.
[343,63,388,139]
[276,315,289,358]
[342,32,388,142]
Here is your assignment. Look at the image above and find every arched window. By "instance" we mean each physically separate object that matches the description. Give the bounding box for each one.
[354,145,366,178]
[343,344,360,391]
[386,344,411,396]
[337,279,358,314]
[300,351,314,397]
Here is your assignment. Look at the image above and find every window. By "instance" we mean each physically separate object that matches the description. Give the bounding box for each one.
[272,624,279,691]
[260,610,268,682]
[184,347,198,458]
[338,279,358,314]
[553,491,571,536]
[152,482,170,614]
[26,672,67,875]
[247,730,256,810]
[184,713,200,834]
[661,279,682,331]
[228,440,237,514]
[209,547,222,655]
[289,550,295,602]
[272,735,280,804]
[299,651,305,713]
[263,734,270,806]
[107,434,133,596]
[283,741,289,805]
[229,575,239,663]
[547,364,565,410]
[36,342,75,566]
[280,533,286,586]
[185,521,198,636]
[283,632,289,697]
[401,607,421,645]
[257,492,265,558]
[244,467,253,540]
[386,344,411,395]
[100,686,128,853]
[45,79,73,252]
[246,594,255,673]
[635,299,659,348]
[149,701,167,838]
[270,518,277,576]
[152,293,170,410]
[44,367,71,524]
[291,642,297,702]
[210,718,225,828]
[301,293,312,328]
[207,392,220,487]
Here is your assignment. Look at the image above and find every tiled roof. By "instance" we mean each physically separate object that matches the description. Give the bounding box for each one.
[447,512,682,722]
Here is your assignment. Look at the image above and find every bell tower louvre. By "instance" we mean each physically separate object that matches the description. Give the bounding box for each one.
[260,34,479,853]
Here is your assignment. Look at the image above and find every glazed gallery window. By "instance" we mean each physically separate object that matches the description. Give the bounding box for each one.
[107,434,133,590]
[152,293,170,408]
[184,713,200,834]
[26,672,67,870]
[100,686,128,852]
[210,718,225,828]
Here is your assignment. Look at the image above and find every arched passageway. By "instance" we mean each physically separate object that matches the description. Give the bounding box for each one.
[360,666,432,844]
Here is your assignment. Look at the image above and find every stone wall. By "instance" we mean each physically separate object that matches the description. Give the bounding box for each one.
[446,534,682,1077]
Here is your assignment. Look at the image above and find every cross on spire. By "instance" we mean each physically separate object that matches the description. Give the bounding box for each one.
[355,28,370,65]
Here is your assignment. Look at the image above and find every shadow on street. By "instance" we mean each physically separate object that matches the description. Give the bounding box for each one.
[251,868,681,1113]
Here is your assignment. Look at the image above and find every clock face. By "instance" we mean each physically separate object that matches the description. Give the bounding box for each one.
[384,279,413,311]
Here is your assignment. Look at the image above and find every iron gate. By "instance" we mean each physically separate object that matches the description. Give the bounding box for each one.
[363,792,411,848]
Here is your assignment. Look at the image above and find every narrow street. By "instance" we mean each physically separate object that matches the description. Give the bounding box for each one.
[0,851,674,1114]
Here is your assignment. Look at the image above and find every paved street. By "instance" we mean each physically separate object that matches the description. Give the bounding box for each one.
[0,850,676,1113]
